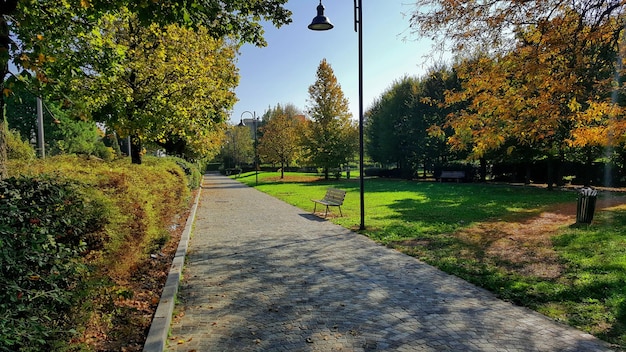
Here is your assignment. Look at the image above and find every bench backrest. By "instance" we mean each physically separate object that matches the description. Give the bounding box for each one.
[440,170,465,178]
[324,188,346,204]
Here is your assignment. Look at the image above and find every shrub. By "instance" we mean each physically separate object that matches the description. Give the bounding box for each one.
[6,129,35,161]
[0,175,109,351]
[364,168,402,178]
[168,157,202,189]
[364,167,383,177]
[93,143,115,161]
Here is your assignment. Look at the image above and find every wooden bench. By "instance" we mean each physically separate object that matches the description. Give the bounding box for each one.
[439,170,465,182]
[311,188,346,217]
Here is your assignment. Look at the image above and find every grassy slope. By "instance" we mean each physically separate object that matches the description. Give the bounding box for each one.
[8,155,191,350]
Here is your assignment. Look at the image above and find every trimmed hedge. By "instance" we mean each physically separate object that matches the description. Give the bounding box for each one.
[0,176,109,351]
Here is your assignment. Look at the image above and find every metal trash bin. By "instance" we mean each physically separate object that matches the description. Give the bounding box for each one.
[576,187,598,224]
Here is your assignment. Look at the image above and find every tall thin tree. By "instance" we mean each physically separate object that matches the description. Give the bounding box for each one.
[304,59,358,179]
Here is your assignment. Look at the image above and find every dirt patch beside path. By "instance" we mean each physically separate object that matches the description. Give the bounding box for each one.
[453,197,626,279]
[85,190,196,352]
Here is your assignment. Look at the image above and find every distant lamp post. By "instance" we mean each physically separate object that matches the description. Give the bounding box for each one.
[36,96,45,159]
[309,0,365,231]
[240,111,260,185]
[235,119,248,177]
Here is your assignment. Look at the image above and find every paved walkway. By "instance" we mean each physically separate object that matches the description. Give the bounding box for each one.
[166,174,615,352]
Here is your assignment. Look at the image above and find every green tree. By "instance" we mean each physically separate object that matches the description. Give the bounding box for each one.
[366,77,418,176]
[76,11,239,164]
[4,75,38,144]
[421,67,465,169]
[365,68,459,178]
[304,59,358,179]
[0,0,292,176]
[258,104,304,178]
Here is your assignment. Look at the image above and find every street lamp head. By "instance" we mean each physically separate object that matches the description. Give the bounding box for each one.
[308,1,334,31]
[237,119,246,127]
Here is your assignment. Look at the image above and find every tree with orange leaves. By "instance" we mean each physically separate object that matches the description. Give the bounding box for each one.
[418,1,626,186]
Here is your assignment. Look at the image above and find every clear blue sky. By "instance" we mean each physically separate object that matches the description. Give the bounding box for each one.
[231,0,446,124]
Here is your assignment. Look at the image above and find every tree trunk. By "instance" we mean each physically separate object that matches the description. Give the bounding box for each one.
[404,157,416,180]
[584,147,593,187]
[0,119,7,180]
[546,157,555,190]
[130,133,142,165]
[556,150,564,187]
[479,157,487,182]
[280,161,285,179]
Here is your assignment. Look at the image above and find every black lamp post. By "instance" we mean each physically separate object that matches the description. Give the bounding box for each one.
[309,0,365,231]
[240,111,260,185]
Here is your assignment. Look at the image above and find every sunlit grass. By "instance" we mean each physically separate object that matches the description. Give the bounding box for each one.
[236,171,574,233]
[548,208,626,345]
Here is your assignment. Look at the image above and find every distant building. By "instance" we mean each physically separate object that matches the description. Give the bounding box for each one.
[240,118,259,138]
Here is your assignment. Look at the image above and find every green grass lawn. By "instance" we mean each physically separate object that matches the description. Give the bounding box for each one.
[236,171,576,232]
[233,171,626,349]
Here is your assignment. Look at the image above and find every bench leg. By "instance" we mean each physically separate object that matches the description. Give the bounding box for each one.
[325,205,329,217]
[313,202,318,214]
[338,206,342,217]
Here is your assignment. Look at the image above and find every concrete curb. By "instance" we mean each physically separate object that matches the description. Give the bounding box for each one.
[142,183,202,352]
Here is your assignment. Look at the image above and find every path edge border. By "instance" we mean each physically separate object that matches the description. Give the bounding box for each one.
[142,180,202,352]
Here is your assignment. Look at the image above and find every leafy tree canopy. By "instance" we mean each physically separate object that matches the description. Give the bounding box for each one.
[365,67,459,178]
[77,10,240,163]
[408,0,625,54]
[0,0,292,176]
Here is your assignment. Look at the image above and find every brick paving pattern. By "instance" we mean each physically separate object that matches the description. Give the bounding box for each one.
[167,174,615,352]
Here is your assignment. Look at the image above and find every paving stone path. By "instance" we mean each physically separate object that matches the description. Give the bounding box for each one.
[166,174,615,352]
